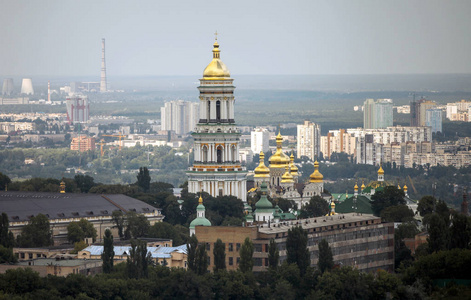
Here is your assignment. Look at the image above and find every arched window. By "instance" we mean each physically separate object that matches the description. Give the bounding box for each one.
[217,146,223,163]
[202,146,208,162]
[216,100,221,121]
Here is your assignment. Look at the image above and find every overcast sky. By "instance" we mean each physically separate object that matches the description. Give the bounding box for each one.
[1,0,470,77]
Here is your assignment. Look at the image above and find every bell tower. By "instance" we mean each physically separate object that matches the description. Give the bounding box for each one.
[186,35,247,202]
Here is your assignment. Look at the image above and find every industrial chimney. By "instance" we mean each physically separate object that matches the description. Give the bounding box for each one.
[100,38,107,93]
[48,80,51,102]
[20,78,34,95]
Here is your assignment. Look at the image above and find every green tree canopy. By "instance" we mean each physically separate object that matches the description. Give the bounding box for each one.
[380,205,415,222]
[318,239,333,273]
[67,219,97,243]
[239,237,254,273]
[300,196,330,219]
[417,195,436,217]
[102,229,114,273]
[136,167,151,192]
[287,226,310,275]
[213,239,226,272]
[371,186,406,216]
[268,238,279,270]
[17,214,52,247]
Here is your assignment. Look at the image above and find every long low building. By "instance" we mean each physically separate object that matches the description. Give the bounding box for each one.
[79,244,188,268]
[0,191,164,244]
[196,213,394,273]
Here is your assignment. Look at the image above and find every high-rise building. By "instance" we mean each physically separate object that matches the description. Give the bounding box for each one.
[363,99,393,129]
[100,38,107,93]
[251,127,269,154]
[419,100,437,126]
[70,136,96,152]
[425,108,442,133]
[66,96,89,124]
[320,129,357,159]
[186,38,247,202]
[2,78,14,96]
[297,121,321,160]
[160,100,199,135]
[446,100,471,122]
[20,78,34,95]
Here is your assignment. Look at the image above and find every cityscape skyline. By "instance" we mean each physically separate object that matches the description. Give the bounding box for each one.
[1,1,471,77]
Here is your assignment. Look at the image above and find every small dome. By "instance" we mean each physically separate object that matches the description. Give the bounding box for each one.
[403,185,408,191]
[281,166,294,183]
[203,41,231,79]
[309,160,323,183]
[378,165,384,175]
[354,183,359,190]
[189,217,212,228]
[289,153,299,176]
[255,182,273,209]
[361,181,366,190]
[254,151,270,178]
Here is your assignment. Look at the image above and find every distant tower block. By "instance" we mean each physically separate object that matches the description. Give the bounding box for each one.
[20,78,34,95]
[2,78,14,96]
[100,38,107,92]
[66,96,90,124]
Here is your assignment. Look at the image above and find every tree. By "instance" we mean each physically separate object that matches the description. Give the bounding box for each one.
[427,213,449,253]
[124,212,150,239]
[299,196,330,219]
[187,234,198,272]
[268,238,279,270]
[195,244,208,275]
[380,205,414,222]
[112,210,125,239]
[417,195,436,217]
[136,167,151,192]
[318,239,333,273]
[371,186,406,216]
[67,219,97,243]
[0,213,14,248]
[74,174,95,193]
[213,238,226,272]
[286,226,310,275]
[450,213,471,250]
[126,239,151,279]
[17,214,52,247]
[239,237,254,273]
[102,229,114,273]
[0,172,11,191]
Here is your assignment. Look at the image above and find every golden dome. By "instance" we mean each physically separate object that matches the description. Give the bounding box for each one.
[403,185,408,191]
[309,160,323,183]
[378,165,384,175]
[199,195,203,205]
[361,181,366,190]
[289,153,299,176]
[397,184,401,189]
[203,40,230,79]
[354,183,359,190]
[269,131,290,168]
[281,166,294,183]
[331,201,336,207]
[254,151,270,178]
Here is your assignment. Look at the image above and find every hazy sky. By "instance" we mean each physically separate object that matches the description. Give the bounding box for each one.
[1,0,471,77]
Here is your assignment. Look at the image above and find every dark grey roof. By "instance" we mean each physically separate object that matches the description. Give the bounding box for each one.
[0,191,160,222]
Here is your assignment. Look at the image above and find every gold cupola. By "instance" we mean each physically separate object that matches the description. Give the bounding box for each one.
[403,185,408,192]
[289,152,299,177]
[361,180,366,190]
[378,165,384,175]
[203,36,231,80]
[309,160,324,183]
[354,182,359,191]
[281,166,294,183]
[269,131,290,168]
[254,151,270,178]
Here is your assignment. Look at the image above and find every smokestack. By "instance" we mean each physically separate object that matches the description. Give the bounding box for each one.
[100,38,107,92]
[48,81,51,102]
[2,78,14,96]
[20,78,34,95]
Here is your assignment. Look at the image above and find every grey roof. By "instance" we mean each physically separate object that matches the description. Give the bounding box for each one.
[0,191,161,222]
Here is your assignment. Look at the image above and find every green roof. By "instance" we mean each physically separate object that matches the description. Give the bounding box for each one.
[189,217,211,228]
[335,195,374,215]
